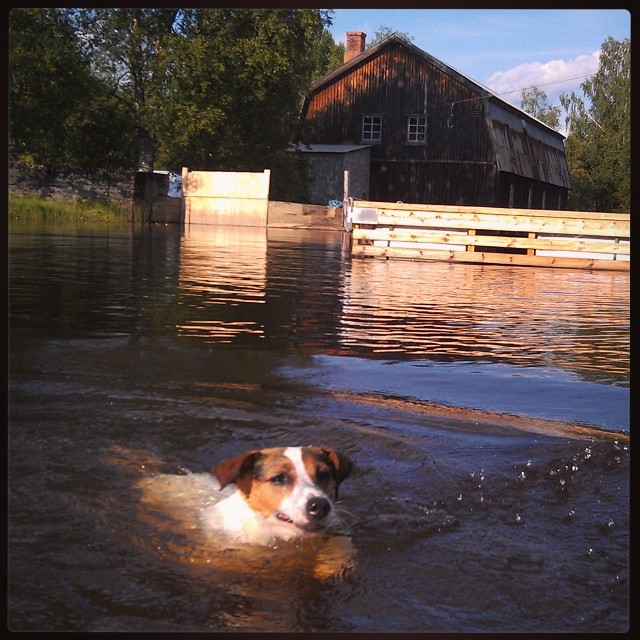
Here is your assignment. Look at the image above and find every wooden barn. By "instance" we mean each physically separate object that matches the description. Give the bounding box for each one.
[300,32,571,208]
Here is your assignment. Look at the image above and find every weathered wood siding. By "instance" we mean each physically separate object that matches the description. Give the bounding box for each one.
[369,160,499,206]
[304,40,569,208]
[306,43,494,160]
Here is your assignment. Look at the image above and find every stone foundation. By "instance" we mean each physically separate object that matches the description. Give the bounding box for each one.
[9,161,134,205]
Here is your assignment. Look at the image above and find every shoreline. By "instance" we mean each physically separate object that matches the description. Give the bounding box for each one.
[9,195,346,231]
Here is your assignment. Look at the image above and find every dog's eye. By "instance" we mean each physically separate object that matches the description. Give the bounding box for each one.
[316,469,332,484]
[270,473,291,485]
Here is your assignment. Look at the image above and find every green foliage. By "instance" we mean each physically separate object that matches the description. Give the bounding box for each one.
[269,150,312,203]
[9,7,340,189]
[9,9,137,171]
[70,8,182,171]
[152,9,332,173]
[368,26,414,47]
[559,37,630,213]
[309,28,345,81]
[9,9,81,163]
[520,86,561,130]
[17,7,337,179]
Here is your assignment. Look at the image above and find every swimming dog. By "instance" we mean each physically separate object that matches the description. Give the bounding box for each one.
[201,445,353,544]
[131,445,355,578]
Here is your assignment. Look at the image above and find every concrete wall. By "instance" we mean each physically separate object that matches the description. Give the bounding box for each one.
[343,148,371,201]
[304,147,371,205]
[10,162,181,222]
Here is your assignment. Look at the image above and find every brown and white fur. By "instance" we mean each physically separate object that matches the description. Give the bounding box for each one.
[202,446,353,545]
[108,444,355,580]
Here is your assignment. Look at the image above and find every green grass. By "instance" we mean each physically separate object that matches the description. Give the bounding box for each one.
[9,195,134,222]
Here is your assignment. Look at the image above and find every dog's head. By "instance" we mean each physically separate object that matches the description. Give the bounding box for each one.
[212,446,353,534]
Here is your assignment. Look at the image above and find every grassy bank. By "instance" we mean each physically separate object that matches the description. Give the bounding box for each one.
[9,195,134,222]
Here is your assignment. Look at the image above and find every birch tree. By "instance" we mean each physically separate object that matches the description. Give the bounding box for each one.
[559,37,630,212]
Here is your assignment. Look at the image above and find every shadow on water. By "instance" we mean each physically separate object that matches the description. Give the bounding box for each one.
[8,221,629,632]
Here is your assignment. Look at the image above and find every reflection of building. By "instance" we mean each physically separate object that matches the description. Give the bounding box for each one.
[263,230,350,353]
[173,223,627,384]
[301,33,571,208]
[340,257,629,382]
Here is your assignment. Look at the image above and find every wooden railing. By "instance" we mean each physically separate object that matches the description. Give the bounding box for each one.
[349,200,630,271]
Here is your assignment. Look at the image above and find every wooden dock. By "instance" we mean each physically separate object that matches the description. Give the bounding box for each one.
[349,200,629,271]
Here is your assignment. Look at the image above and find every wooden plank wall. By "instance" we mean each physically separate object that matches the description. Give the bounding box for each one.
[182,167,270,226]
[351,200,630,271]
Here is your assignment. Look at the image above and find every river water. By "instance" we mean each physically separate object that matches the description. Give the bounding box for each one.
[8,221,629,632]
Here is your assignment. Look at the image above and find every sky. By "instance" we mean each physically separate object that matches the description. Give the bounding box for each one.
[328,9,630,109]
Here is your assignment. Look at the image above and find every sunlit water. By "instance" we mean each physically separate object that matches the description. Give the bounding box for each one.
[8,221,629,632]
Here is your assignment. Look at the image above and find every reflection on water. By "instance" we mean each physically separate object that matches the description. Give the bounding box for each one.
[171,225,629,387]
[9,222,628,386]
[8,222,630,632]
[340,258,629,384]
[177,225,267,342]
[173,226,350,352]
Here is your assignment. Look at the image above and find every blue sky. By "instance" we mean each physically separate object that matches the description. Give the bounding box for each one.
[328,9,630,109]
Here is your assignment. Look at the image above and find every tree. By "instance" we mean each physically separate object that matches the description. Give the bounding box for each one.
[70,8,181,172]
[520,86,560,130]
[368,26,414,47]
[559,37,630,212]
[9,8,137,170]
[10,7,339,196]
[308,27,345,81]
[65,8,334,177]
[150,9,332,172]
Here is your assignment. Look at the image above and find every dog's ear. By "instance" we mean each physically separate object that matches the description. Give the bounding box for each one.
[321,447,354,485]
[212,450,262,490]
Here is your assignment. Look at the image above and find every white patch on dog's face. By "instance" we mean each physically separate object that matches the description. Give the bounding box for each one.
[236,446,336,535]
[273,447,334,530]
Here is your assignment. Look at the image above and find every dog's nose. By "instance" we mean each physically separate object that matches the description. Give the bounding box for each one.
[306,496,331,520]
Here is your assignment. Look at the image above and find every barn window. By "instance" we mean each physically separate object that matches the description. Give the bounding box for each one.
[362,115,382,142]
[407,116,427,143]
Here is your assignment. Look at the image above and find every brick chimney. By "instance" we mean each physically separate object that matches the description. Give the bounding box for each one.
[344,31,366,63]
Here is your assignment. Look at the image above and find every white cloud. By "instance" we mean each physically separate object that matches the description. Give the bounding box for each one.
[483,50,600,107]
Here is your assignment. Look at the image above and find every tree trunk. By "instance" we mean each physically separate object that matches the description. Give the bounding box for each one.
[137,129,158,172]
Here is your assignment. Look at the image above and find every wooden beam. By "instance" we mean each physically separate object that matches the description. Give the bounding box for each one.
[353,228,630,255]
[351,244,630,271]
[353,199,630,222]
[374,211,629,237]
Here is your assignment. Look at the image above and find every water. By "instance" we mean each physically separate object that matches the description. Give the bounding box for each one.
[8,221,630,632]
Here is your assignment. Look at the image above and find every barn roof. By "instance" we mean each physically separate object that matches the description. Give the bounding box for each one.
[307,34,571,189]
[311,34,562,138]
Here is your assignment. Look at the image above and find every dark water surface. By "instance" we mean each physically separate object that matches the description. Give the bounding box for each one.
[8,221,629,632]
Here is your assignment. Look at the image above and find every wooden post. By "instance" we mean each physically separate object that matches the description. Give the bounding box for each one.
[181,166,188,224]
[527,232,536,256]
[343,170,350,228]
[467,228,475,252]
